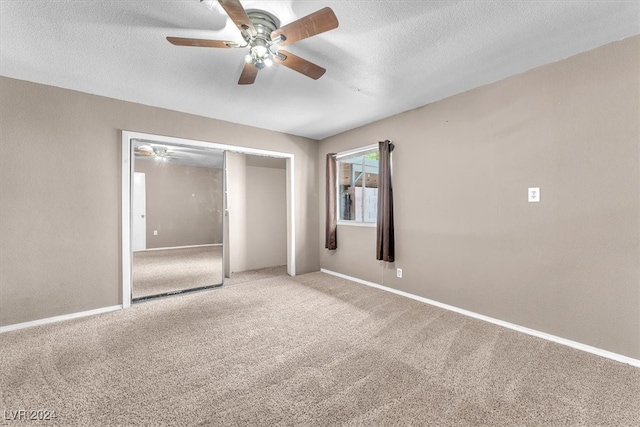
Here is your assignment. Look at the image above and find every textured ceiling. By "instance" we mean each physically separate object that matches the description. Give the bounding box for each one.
[1,1,638,140]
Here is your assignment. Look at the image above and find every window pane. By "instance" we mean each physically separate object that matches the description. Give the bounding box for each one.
[363,152,378,223]
[338,155,363,221]
[337,150,379,223]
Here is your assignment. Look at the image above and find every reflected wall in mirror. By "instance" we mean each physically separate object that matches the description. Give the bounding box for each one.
[131,140,224,301]
[224,152,287,285]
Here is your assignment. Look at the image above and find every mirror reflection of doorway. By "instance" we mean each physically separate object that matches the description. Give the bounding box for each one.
[224,153,287,285]
[131,140,224,301]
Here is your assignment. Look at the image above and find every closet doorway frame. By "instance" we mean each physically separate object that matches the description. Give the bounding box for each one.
[121,130,295,309]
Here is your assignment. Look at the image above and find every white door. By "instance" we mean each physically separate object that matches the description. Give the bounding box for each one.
[132,172,147,252]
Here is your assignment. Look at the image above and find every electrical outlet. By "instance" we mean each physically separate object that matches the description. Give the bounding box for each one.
[397,268,403,278]
[528,187,540,203]
[153,230,158,236]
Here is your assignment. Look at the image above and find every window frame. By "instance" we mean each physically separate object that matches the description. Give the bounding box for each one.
[335,144,379,227]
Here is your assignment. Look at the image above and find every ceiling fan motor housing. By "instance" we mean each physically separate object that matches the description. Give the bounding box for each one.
[245,10,280,38]
[244,10,281,69]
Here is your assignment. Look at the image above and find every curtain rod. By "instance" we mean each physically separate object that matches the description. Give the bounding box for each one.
[333,140,395,160]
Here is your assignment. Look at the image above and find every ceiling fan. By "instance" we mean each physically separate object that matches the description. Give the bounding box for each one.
[166,0,339,85]
[134,144,180,162]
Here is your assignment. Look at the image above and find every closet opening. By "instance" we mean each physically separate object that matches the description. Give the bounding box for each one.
[121,131,295,307]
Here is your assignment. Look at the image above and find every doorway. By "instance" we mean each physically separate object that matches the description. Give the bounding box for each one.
[132,172,147,252]
[225,152,287,284]
[121,131,296,308]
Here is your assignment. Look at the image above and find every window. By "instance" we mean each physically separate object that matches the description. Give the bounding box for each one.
[337,147,379,224]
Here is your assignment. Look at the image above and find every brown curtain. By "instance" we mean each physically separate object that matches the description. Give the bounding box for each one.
[376,140,395,262]
[325,153,338,250]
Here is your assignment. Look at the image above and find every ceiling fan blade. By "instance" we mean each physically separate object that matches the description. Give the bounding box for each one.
[217,0,257,37]
[134,145,155,156]
[134,149,154,157]
[271,7,338,46]
[238,62,258,85]
[274,50,326,80]
[167,37,238,48]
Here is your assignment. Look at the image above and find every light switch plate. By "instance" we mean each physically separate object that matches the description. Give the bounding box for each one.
[528,187,540,203]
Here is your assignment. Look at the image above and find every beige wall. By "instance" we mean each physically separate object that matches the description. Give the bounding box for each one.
[134,161,223,249]
[0,77,318,326]
[245,159,287,270]
[227,152,247,275]
[319,36,640,359]
[227,153,287,273]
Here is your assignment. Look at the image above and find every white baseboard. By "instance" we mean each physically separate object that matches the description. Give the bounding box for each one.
[320,269,640,368]
[0,305,122,333]
[137,243,221,252]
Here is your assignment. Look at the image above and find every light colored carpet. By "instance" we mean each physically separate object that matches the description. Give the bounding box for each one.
[133,246,223,298]
[225,264,287,286]
[133,246,286,299]
[2,272,639,426]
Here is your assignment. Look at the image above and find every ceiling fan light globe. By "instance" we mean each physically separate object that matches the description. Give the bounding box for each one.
[244,54,253,63]
[153,147,168,157]
[264,56,273,67]
[251,45,268,58]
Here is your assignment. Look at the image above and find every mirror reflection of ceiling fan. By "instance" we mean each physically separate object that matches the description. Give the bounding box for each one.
[134,145,180,162]
[167,0,339,85]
